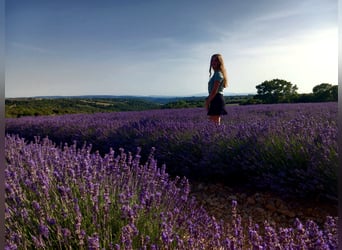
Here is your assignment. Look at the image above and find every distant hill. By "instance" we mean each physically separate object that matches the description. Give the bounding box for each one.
[22,93,255,103]
[5,97,162,118]
[30,95,195,105]
[5,94,254,118]
[192,92,255,97]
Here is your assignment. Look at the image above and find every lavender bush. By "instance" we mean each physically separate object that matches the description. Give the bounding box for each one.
[5,135,338,249]
[6,102,338,200]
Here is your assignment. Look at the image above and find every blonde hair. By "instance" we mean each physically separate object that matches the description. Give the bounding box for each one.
[209,54,228,88]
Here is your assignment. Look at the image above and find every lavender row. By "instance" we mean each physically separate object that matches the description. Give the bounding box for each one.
[5,135,338,249]
[5,102,338,199]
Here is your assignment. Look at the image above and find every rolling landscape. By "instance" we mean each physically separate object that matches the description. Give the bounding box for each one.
[5,96,338,249]
[6,0,337,248]
[5,95,252,118]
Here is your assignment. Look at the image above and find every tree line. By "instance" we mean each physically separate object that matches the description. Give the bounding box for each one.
[5,80,337,118]
[5,98,161,118]
[244,79,337,104]
[163,80,337,107]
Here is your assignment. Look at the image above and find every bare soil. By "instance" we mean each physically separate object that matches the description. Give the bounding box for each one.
[189,180,338,229]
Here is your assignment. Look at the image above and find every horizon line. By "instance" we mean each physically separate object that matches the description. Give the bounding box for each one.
[5,92,257,99]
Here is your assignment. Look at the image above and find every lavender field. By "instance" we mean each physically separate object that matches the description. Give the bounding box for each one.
[5,102,338,249]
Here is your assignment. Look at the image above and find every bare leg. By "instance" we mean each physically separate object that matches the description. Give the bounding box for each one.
[209,115,221,125]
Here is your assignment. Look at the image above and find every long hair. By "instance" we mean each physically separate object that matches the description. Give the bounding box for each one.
[209,54,228,88]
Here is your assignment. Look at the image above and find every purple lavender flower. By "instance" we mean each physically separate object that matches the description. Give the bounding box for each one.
[31,200,40,211]
[46,216,56,225]
[5,243,18,250]
[4,103,339,249]
[32,235,45,248]
[87,233,100,250]
[38,223,49,238]
[61,228,71,239]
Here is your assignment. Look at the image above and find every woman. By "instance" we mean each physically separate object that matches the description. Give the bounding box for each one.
[205,54,228,125]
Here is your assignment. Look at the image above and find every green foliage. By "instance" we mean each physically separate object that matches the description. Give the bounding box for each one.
[240,97,263,105]
[255,79,298,104]
[5,80,338,117]
[312,83,337,102]
[5,98,161,118]
[161,98,204,109]
[161,96,254,109]
[6,96,254,118]
[253,80,337,104]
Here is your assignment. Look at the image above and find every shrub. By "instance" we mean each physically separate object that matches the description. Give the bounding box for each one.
[5,135,338,249]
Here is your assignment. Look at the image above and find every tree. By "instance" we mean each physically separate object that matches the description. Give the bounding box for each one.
[255,79,298,104]
[330,85,338,101]
[312,83,337,102]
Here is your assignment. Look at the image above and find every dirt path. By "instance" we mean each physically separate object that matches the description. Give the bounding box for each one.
[189,180,338,229]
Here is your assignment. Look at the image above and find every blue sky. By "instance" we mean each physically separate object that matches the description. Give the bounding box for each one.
[6,0,338,97]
